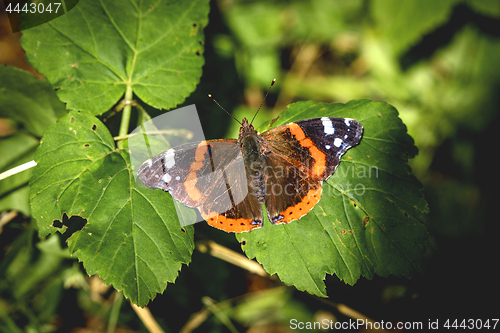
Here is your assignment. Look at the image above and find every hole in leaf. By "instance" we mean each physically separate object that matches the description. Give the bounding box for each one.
[180,227,186,233]
[241,238,246,246]
[363,216,370,225]
[56,213,87,242]
[52,219,64,228]
[83,143,90,148]
[92,124,97,131]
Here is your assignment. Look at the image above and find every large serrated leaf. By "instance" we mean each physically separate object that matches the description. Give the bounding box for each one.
[21,0,209,114]
[29,111,194,306]
[236,100,428,297]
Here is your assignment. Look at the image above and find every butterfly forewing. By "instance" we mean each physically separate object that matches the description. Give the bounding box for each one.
[138,140,246,210]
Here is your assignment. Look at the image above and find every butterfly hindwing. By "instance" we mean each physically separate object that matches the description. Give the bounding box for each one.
[200,190,263,233]
[138,139,264,232]
[259,117,363,224]
[262,152,323,224]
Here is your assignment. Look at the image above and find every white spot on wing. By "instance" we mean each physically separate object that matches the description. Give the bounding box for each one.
[147,159,152,167]
[344,118,351,126]
[164,149,175,169]
[162,173,171,183]
[321,117,335,135]
[325,144,331,150]
[175,176,180,181]
[334,138,343,148]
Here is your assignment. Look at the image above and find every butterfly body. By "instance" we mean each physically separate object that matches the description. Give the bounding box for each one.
[238,119,266,203]
[138,116,363,233]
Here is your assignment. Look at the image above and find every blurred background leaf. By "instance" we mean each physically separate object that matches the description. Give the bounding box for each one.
[0,66,66,214]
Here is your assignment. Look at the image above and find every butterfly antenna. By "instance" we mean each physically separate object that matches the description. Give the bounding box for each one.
[208,94,242,125]
[250,78,276,125]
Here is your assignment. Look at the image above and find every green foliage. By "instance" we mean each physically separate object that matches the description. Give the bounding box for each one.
[27,99,427,305]
[371,0,460,56]
[21,0,208,114]
[7,0,499,329]
[238,100,427,296]
[0,66,66,214]
[2,0,429,308]
[29,111,195,306]
[15,0,210,308]
[0,66,66,137]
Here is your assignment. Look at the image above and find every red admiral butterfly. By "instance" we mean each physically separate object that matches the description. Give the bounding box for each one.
[138,92,363,233]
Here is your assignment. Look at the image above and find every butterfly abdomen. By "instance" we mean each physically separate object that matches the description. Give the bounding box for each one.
[240,133,265,204]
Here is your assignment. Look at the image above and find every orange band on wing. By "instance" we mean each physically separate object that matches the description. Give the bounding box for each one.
[184,172,202,201]
[189,161,204,172]
[184,141,210,202]
[287,123,306,140]
[202,211,262,233]
[273,185,322,224]
[194,141,208,162]
[286,123,326,178]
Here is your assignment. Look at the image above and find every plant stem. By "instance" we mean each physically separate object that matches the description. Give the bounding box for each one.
[107,291,123,333]
[0,160,37,181]
[118,85,134,142]
[130,302,165,333]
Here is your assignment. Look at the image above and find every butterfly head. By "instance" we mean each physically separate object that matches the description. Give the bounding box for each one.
[239,117,256,137]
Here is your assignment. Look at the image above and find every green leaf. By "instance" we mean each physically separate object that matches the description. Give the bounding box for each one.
[0,66,67,137]
[371,0,460,55]
[29,111,194,306]
[237,100,428,297]
[21,0,210,114]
